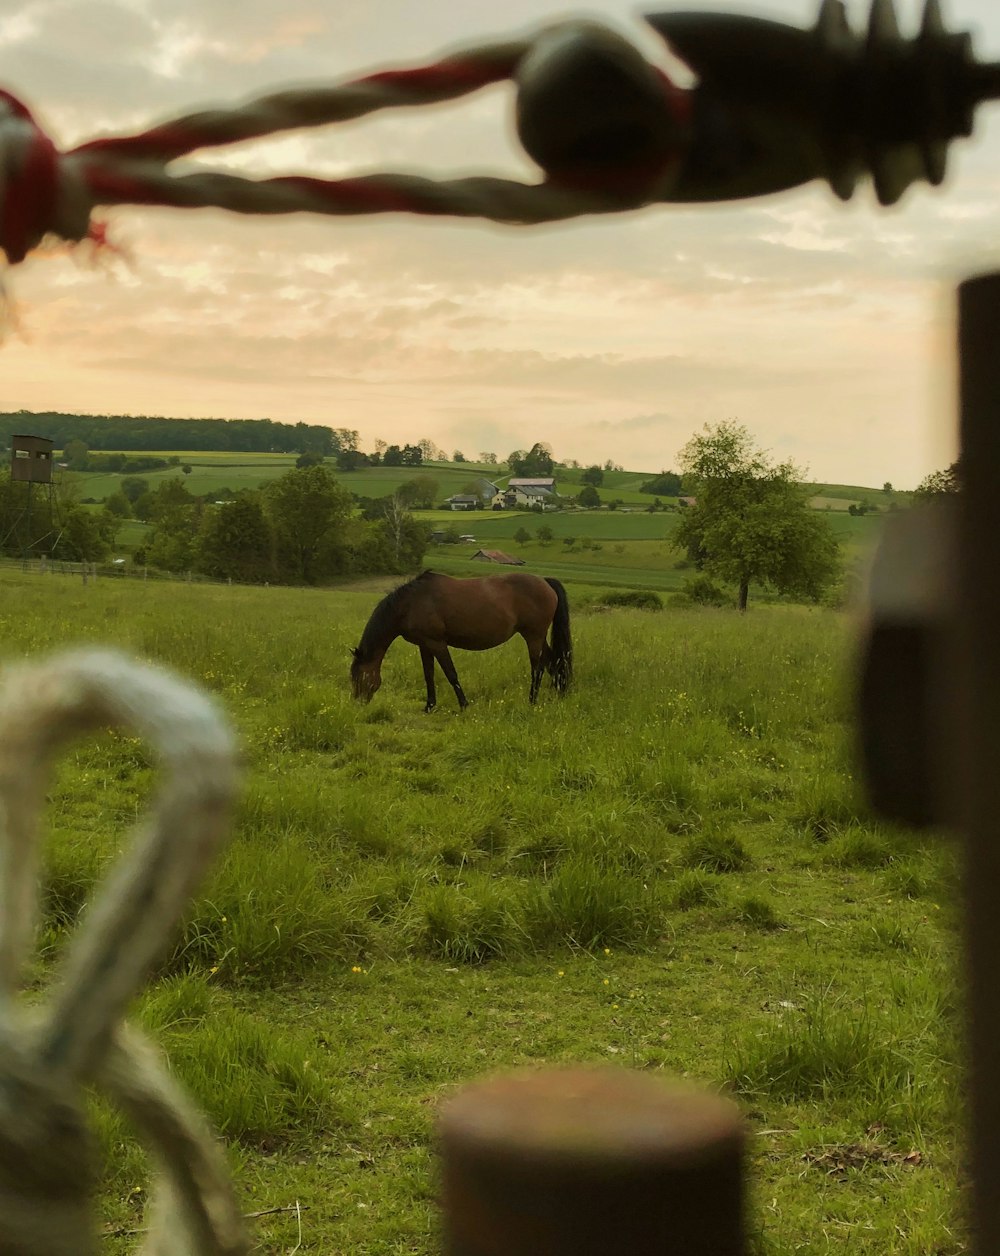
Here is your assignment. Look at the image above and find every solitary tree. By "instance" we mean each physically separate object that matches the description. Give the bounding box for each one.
[581,465,604,487]
[675,421,840,612]
[578,484,601,509]
[914,461,961,499]
[513,526,531,546]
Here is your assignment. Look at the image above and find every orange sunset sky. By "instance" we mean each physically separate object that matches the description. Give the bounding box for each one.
[2,0,1000,486]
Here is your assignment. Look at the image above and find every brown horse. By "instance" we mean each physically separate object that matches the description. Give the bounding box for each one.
[350,570,572,711]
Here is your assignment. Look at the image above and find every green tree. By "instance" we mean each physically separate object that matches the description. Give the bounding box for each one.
[296,450,325,469]
[578,484,601,508]
[142,480,200,571]
[265,464,353,584]
[139,477,196,523]
[640,471,683,496]
[146,517,196,572]
[120,476,149,505]
[63,438,89,470]
[581,465,604,487]
[334,450,370,471]
[513,527,531,546]
[536,524,554,544]
[333,428,359,453]
[509,443,555,477]
[103,491,132,518]
[675,421,840,612]
[914,461,961,499]
[390,497,429,568]
[397,475,439,509]
[453,450,467,462]
[57,508,113,561]
[0,469,107,559]
[196,497,273,582]
[181,463,193,475]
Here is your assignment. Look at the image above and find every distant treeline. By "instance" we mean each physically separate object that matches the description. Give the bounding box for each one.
[0,411,349,454]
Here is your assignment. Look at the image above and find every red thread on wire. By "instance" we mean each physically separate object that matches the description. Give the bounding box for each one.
[0,90,59,264]
[0,23,696,260]
[359,54,521,94]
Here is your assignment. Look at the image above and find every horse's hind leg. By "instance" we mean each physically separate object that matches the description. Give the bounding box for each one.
[525,635,546,704]
[419,646,437,713]
[433,644,469,710]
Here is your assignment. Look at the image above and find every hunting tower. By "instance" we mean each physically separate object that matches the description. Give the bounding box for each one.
[3,435,57,560]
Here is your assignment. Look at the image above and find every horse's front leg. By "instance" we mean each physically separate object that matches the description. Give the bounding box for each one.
[419,646,437,713]
[434,645,468,710]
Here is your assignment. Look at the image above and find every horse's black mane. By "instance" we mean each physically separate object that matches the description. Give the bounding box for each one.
[354,570,436,663]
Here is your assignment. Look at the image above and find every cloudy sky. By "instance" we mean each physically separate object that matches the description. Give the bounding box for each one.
[2,0,999,486]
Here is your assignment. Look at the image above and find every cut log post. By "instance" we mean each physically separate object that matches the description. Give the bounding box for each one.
[438,1067,745,1255]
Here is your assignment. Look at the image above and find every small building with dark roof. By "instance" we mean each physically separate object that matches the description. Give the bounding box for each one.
[471,549,525,565]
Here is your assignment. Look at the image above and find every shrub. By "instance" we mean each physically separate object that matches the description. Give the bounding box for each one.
[599,590,663,611]
[682,575,731,606]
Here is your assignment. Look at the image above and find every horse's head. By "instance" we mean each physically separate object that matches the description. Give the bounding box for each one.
[350,647,381,702]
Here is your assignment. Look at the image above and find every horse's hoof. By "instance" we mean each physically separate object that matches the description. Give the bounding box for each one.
[424,705,436,714]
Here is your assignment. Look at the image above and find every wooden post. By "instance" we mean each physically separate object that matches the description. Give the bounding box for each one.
[438,1068,745,1255]
[956,273,1000,1255]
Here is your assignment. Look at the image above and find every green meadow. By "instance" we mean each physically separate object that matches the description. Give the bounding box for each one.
[75,456,499,503]
[72,453,887,605]
[0,568,962,1254]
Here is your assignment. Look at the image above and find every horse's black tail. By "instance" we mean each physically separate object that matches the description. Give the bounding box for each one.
[544,577,573,694]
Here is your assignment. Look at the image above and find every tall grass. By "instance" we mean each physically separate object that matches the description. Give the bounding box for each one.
[0,570,963,1254]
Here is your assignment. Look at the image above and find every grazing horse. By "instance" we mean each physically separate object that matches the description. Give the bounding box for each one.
[350,570,572,711]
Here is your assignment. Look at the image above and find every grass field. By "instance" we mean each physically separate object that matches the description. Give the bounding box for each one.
[74,457,499,503]
[70,455,901,518]
[0,568,962,1254]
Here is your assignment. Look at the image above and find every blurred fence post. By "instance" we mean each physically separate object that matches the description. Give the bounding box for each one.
[438,1068,745,1255]
[956,273,1000,1255]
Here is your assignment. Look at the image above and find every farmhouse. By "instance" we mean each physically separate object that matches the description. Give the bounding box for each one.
[471,549,525,565]
[444,494,480,511]
[491,478,559,510]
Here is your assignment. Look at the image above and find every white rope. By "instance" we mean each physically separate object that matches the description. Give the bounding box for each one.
[0,649,248,1255]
